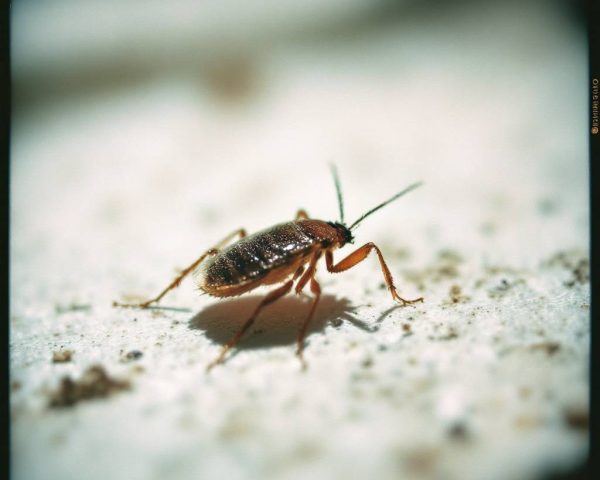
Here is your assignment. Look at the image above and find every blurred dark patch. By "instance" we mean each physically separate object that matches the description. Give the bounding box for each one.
[48,365,130,408]
[14,0,585,117]
[201,55,261,104]
[188,294,370,350]
[538,459,589,480]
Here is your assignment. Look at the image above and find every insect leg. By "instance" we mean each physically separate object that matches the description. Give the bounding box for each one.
[325,244,423,305]
[114,228,247,308]
[295,209,309,220]
[296,276,321,370]
[206,279,295,371]
[292,251,322,369]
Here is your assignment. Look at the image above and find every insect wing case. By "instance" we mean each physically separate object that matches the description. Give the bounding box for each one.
[195,222,318,297]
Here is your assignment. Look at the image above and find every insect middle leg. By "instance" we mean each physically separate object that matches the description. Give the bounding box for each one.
[114,228,247,308]
[206,277,298,372]
[294,252,322,369]
[325,243,423,305]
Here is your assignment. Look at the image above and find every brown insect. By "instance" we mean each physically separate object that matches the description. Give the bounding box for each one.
[114,166,423,371]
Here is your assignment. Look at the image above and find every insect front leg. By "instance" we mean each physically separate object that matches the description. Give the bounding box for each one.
[114,228,247,308]
[325,244,423,306]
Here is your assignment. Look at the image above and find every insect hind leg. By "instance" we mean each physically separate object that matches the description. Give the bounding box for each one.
[113,228,247,308]
[295,209,309,220]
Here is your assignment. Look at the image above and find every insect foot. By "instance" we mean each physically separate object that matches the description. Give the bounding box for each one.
[112,300,155,309]
[393,293,424,306]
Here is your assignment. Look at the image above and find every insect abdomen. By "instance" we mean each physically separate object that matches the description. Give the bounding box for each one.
[196,221,326,296]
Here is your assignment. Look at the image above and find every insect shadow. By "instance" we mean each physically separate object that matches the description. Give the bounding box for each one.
[188,294,372,351]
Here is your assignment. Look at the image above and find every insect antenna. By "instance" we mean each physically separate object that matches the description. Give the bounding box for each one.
[330,164,345,224]
[349,181,423,231]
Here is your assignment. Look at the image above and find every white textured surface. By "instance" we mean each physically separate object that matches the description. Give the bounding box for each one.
[11,2,588,480]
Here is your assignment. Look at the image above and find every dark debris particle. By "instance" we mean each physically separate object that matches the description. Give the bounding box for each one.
[542,250,589,286]
[564,258,589,287]
[563,407,588,431]
[52,350,74,363]
[331,318,343,328]
[54,303,92,314]
[487,277,525,298]
[437,249,463,263]
[528,342,561,356]
[433,328,459,341]
[361,357,374,368]
[448,284,470,304]
[402,251,463,290]
[447,422,470,441]
[121,350,143,362]
[48,365,131,408]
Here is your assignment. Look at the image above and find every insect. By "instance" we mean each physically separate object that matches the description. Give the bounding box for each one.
[114,166,423,371]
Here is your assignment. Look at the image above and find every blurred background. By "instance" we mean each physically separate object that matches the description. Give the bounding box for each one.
[11,1,588,480]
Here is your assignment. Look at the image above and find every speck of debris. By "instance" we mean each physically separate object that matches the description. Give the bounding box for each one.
[448,284,470,304]
[402,323,412,333]
[562,406,588,431]
[487,277,525,298]
[11,381,22,391]
[514,415,540,430]
[564,258,589,287]
[54,303,91,314]
[331,318,343,327]
[378,282,386,290]
[52,350,74,363]
[437,249,463,263]
[48,365,131,408]
[447,422,470,441]
[434,328,459,341]
[528,342,561,356]
[121,350,143,362]
[542,250,589,286]
[361,357,374,368]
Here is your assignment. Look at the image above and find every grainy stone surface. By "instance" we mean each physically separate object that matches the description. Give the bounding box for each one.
[11,2,588,480]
